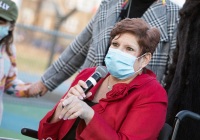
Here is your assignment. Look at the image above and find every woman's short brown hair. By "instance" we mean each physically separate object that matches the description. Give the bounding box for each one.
[110,18,160,55]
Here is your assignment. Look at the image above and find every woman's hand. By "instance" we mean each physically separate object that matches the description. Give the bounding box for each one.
[51,95,94,124]
[65,80,92,100]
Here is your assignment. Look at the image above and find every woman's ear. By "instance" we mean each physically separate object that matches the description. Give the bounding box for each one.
[140,53,152,68]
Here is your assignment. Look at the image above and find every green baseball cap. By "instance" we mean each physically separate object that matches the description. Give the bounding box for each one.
[0,0,18,22]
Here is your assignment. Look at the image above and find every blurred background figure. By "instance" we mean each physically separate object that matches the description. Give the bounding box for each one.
[0,0,31,124]
[164,0,200,139]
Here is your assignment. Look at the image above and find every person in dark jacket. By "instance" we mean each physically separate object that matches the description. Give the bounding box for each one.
[164,0,200,139]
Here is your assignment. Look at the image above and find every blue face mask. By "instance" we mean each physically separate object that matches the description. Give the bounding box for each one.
[105,48,145,79]
[0,25,10,40]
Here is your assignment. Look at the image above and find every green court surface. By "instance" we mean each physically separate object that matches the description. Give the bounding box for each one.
[0,93,61,140]
[0,72,71,139]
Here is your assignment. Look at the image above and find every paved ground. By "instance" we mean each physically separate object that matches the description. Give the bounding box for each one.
[0,71,72,139]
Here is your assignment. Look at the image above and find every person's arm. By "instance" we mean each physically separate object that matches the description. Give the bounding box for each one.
[27,17,95,97]
[42,16,95,91]
[167,17,179,71]
[38,92,94,140]
[81,104,166,140]
[38,105,65,140]
[4,44,31,97]
[161,5,180,85]
[28,0,115,96]
[38,68,96,139]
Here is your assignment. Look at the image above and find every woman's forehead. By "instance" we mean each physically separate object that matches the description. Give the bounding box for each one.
[113,33,139,44]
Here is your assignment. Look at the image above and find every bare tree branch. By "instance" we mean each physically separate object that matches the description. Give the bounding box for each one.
[47,1,77,67]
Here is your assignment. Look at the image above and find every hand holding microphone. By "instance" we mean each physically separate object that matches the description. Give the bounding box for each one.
[66,80,92,100]
[65,66,108,100]
[51,66,108,123]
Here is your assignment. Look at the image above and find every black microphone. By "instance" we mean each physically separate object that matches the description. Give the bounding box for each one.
[62,66,108,108]
[83,66,108,93]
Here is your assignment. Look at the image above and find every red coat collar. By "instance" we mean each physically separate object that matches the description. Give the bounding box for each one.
[88,68,156,102]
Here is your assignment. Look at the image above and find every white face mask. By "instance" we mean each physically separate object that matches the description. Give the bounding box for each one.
[0,25,10,40]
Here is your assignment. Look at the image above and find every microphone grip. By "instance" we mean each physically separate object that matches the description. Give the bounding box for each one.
[82,73,101,93]
[83,80,94,93]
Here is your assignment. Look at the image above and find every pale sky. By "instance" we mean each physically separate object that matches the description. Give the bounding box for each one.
[170,0,186,7]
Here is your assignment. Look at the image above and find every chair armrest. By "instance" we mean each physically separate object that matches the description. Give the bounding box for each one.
[175,110,200,121]
[158,123,172,140]
[21,128,38,139]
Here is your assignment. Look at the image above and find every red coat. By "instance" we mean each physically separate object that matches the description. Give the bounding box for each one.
[38,67,167,140]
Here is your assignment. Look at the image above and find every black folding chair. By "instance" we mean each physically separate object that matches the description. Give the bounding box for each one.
[158,123,172,140]
[21,110,200,140]
[158,110,200,140]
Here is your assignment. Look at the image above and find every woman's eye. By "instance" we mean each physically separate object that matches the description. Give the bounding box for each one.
[112,42,118,47]
[127,47,134,51]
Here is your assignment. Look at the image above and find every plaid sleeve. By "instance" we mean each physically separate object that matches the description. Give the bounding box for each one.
[41,16,95,91]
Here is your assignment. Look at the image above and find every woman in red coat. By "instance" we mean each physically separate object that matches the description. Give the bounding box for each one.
[38,18,167,140]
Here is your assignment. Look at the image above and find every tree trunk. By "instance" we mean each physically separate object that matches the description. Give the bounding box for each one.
[47,9,77,68]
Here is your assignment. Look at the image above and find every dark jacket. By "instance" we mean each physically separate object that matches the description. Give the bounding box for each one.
[165,1,200,140]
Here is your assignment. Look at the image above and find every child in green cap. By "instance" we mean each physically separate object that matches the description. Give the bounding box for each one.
[0,0,32,124]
